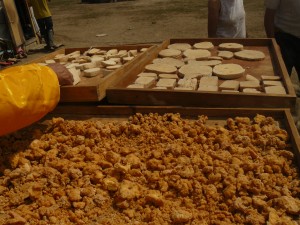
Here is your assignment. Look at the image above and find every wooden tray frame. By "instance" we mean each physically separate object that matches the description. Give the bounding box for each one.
[50,105,300,165]
[106,38,296,108]
[27,44,159,102]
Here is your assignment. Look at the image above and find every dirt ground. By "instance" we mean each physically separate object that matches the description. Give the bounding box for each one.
[25,0,266,58]
[50,0,266,47]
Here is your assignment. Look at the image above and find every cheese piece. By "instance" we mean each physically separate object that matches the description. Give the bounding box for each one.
[140,48,148,52]
[265,86,287,95]
[234,50,265,61]
[152,87,168,90]
[37,63,48,66]
[174,87,194,91]
[156,78,177,89]
[158,49,182,58]
[183,49,211,60]
[178,64,212,79]
[129,49,138,56]
[218,43,244,52]
[68,67,81,85]
[208,56,223,60]
[243,88,261,93]
[145,63,177,74]
[193,41,214,50]
[261,75,281,81]
[45,59,56,64]
[67,51,80,61]
[168,43,192,51]
[109,58,122,64]
[239,81,261,91]
[87,48,101,55]
[117,50,128,57]
[213,64,245,79]
[137,72,158,79]
[221,90,240,93]
[91,57,105,67]
[219,80,240,91]
[102,60,117,67]
[54,55,69,63]
[218,51,234,59]
[198,85,218,92]
[127,84,144,89]
[83,68,102,77]
[123,56,135,63]
[82,62,96,70]
[177,78,198,90]
[246,74,260,83]
[134,77,156,88]
[199,76,218,87]
[262,80,283,87]
[159,74,179,80]
[188,59,222,67]
[153,57,185,68]
[107,49,118,55]
[106,65,122,70]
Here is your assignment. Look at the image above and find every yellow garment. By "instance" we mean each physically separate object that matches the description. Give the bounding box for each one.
[0,64,60,136]
[29,0,51,19]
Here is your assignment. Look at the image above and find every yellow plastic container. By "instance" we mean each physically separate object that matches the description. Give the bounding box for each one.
[0,64,60,136]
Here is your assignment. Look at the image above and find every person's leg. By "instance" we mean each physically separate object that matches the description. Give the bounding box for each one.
[44,17,56,49]
[293,38,300,80]
[37,18,47,46]
[275,32,295,76]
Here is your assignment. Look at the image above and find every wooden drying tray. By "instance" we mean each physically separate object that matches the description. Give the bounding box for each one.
[26,43,158,102]
[106,38,296,108]
[49,104,300,165]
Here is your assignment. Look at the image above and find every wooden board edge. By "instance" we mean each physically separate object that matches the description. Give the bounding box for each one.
[283,109,300,165]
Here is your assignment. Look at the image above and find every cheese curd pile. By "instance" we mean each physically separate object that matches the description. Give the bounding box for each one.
[0,113,300,225]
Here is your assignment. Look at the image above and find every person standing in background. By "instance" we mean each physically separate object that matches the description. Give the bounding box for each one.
[264,0,300,79]
[208,0,246,38]
[27,0,57,51]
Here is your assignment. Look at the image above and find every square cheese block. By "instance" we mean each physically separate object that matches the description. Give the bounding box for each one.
[239,81,261,91]
[127,84,145,89]
[178,78,198,90]
[262,80,283,87]
[45,59,56,64]
[199,76,218,87]
[156,78,177,89]
[174,87,194,91]
[265,86,287,95]
[159,74,179,80]
[261,75,281,81]
[219,80,240,91]
[198,85,218,92]
[152,87,168,90]
[221,90,240,93]
[137,72,158,79]
[243,88,261,93]
[134,77,156,88]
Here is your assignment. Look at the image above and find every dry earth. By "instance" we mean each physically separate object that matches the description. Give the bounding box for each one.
[26,0,266,52]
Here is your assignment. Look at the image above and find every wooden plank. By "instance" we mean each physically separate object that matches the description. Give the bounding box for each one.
[106,38,297,108]
[2,0,25,47]
[23,44,157,102]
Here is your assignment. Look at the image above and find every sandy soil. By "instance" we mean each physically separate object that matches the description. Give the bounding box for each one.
[53,0,265,46]
[26,0,266,56]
